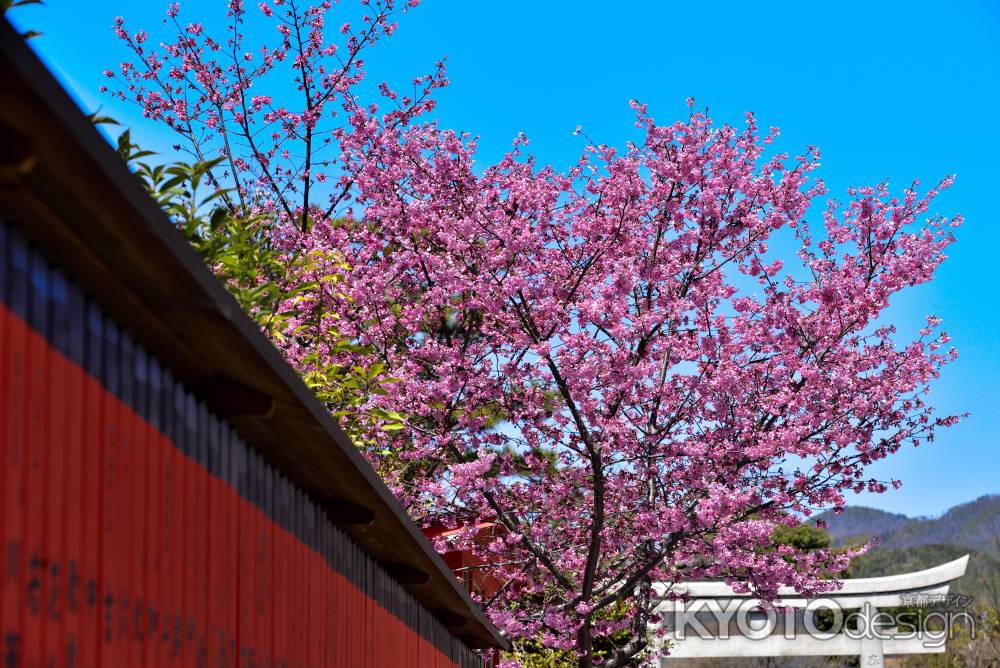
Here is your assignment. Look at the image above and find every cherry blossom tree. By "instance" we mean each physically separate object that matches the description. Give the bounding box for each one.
[107,2,963,665]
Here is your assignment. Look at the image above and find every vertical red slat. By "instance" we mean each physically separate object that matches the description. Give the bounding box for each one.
[300,492,307,668]
[0,225,7,646]
[43,268,68,668]
[341,568,356,665]
[344,565,351,668]
[0,229,27,667]
[207,418,223,668]
[333,529,340,668]
[99,321,122,663]
[372,589,383,668]
[117,333,136,665]
[80,300,103,668]
[118,327,135,664]
[367,562,375,668]
[294,490,304,668]
[23,249,49,667]
[215,424,227,668]
[279,480,290,668]
[226,432,239,667]
[312,501,320,668]
[258,455,270,668]
[345,570,353,668]
[393,583,400,667]
[128,339,148,666]
[236,441,251,668]
[416,607,422,668]
[190,398,209,666]
[360,561,367,668]
[284,491,294,668]
[178,384,196,667]
[62,279,85,667]
[363,557,371,668]
[350,557,359,668]
[297,500,303,668]
[288,489,297,668]
[171,432,186,666]
[335,537,342,667]
[319,511,328,668]
[306,495,316,668]
[220,420,231,668]
[165,374,184,666]
[279,478,292,668]
[394,587,402,666]
[252,456,262,668]
[413,599,419,668]
[218,421,229,668]
[198,404,211,667]
[357,556,363,668]
[269,478,280,668]
[243,456,253,668]
[220,424,237,668]
[320,512,329,668]
[375,579,385,668]
[260,453,272,668]
[145,359,163,668]
[315,511,322,668]
[269,472,279,668]
[225,430,239,667]
[333,571,342,668]
[346,564,354,668]
[261,457,274,668]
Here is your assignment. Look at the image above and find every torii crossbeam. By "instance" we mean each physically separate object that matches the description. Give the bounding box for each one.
[655,555,970,666]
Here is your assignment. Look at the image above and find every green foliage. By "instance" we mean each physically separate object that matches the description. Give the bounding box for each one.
[772,524,833,552]
[115,128,404,441]
[508,600,643,668]
[2,0,44,39]
[0,0,43,10]
[766,522,849,579]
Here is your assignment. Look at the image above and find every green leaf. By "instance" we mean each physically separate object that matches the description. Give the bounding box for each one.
[85,112,121,127]
[160,175,189,192]
[201,189,234,207]
[209,207,229,229]
[116,129,132,160]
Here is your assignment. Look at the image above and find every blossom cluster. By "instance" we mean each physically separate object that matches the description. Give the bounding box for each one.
[109,4,962,664]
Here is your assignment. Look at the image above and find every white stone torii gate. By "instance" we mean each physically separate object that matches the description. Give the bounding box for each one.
[655,555,969,666]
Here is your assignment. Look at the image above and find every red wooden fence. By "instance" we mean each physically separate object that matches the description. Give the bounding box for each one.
[0,218,487,667]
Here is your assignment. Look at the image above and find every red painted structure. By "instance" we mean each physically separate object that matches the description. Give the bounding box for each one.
[422,524,506,668]
[421,524,505,602]
[0,16,506,667]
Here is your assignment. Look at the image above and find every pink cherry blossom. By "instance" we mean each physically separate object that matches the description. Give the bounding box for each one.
[108,3,963,665]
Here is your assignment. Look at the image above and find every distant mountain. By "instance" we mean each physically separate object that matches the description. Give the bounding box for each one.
[816,506,910,544]
[816,494,1000,557]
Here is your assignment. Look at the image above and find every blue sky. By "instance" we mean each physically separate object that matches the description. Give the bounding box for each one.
[10,1,999,518]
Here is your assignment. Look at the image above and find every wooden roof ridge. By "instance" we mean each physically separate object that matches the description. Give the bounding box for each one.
[0,16,507,651]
